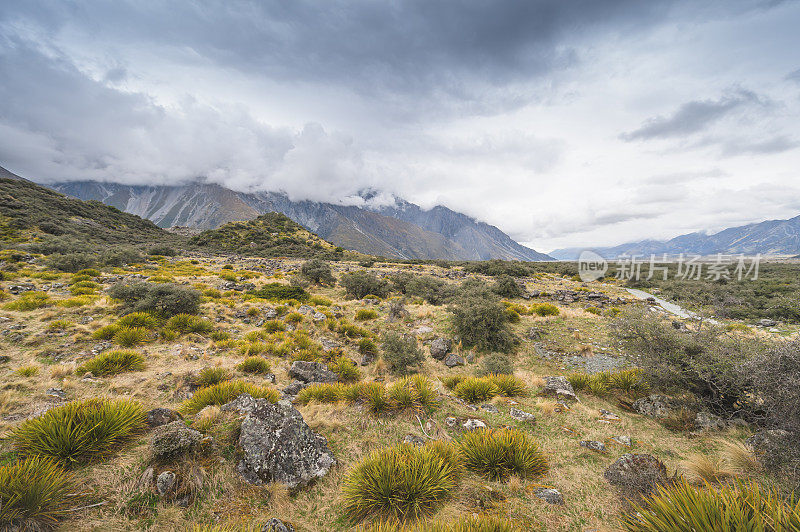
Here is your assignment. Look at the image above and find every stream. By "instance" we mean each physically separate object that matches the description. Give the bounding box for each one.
[625,288,719,324]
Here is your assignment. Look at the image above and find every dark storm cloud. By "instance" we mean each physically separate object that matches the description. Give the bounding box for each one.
[620,90,763,141]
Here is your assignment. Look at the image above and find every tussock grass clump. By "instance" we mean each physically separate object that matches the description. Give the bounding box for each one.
[93,323,121,340]
[196,367,231,388]
[459,428,548,482]
[442,375,466,390]
[47,319,74,330]
[329,357,362,383]
[56,295,96,307]
[16,365,39,377]
[567,372,591,391]
[530,302,559,317]
[116,312,159,329]
[4,292,51,311]
[165,313,214,334]
[622,480,800,531]
[285,311,304,324]
[113,326,152,347]
[488,373,527,397]
[342,444,458,523]
[682,454,731,484]
[236,357,272,374]
[0,456,83,530]
[76,349,145,376]
[355,308,379,321]
[358,337,378,356]
[359,515,520,531]
[297,383,350,405]
[388,375,438,412]
[721,441,761,476]
[454,377,498,403]
[568,369,646,397]
[181,380,279,414]
[12,398,146,465]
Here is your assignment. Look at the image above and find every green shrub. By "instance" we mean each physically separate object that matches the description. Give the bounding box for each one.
[358,337,378,357]
[165,313,214,334]
[100,247,143,267]
[450,289,513,352]
[181,381,279,414]
[113,326,152,347]
[329,357,362,383]
[0,456,83,531]
[47,252,96,272]
[342,443,458,522]
[406,276,453,305]
[248,283,309,302]
[76,350,145,376]
[622,479,800,532]
[196,367,231,388]
[355,308,379,321]
[492,275,523,299]
[454,377,498,403]
[341,271,390,299]
[92,323,121,340]
[459,427,548,482]
[301,259,335,285]
[4,292,51,311]
[237,357,272,374]
[148,245,177,256]
[477,354,514,377]
[530,303,560,317]
[12,398,146,465]
[381,332,424,375]
[390,271,414,294]
[109,282,201,317]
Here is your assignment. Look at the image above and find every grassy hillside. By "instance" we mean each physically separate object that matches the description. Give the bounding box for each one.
[0,177,181,248]
[190,212,346,259]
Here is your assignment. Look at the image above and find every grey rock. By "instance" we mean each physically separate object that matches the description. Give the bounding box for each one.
[632,394,679,418]
[46,387,67,400]
[360,353,374,366]
[297,305,314,315]
[221,393,261,414]
[580,440,607,452]
[282,381,310,398]
[540,376,577,401]
[403,434,426,446]
[147,408,182,428]
[599,409,620,421]
[151,421,202,457]
[525,327,544,340]
[695,411,726,431]
[509,408,536,424]
[445,416,457,427]
[319,337,341,353]
[612,435,632,447]
[759,318,777,327]
[264,307,278,319]
[444,354,465,368]
[288,361,337,384]
[534,487,564,505]
[604,454,667,494]
[429,337,452,360]
[415,325,434,335]
[263,518,295,532]
[0,355,11,364]
[156,470,176,495]
[137,467,154,490]
[237,399,335,489]
[312,312,326,322]
[480,404,499,414]
[462,419,487,431]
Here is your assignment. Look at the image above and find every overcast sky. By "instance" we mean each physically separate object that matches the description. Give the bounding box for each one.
[1,1,799,252]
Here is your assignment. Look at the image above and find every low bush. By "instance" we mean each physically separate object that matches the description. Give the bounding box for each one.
[341,271,390,299]
[406,276,454,305]
[301,259,335,285]
[100,247,143,267]
[477,354,514,377]
[47,252,96,272]
[622,479,800,532]
[449,288,514,352]
[530,303,560,317]
[454,377,498,403]
[342,443,459,523]
[492,275,523,299]
[0,456,83,531]
[12,398,146,464]
[147,244,177,256]
[4,292,51,311]
[248,283,309,302]
[109,282,201,317]
[382,332,424,375]
[76,350,145,376]
[181,380,279,414]
[358,337,378,357]
[237,357,272,374]
[459,427,548,482]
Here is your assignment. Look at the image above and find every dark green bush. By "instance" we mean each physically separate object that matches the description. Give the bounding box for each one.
[492,275,523,298]
[100,247,143,267]
[147,245,177,256]
[47,252,96,272]
[449,287,514,352]
[406,275,454,305]
[389,271,414,294]
[381,332,424,375]
[108,282,201,317]
[248,283,309,302]
[477,354,514,377]
[341,271,390,299]
[301,259,335,285]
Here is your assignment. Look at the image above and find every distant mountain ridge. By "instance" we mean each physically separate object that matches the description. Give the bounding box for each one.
[49,180,553,261]
[551,215,800,260]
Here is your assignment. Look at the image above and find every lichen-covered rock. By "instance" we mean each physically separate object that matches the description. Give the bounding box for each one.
[429,337,452,360]
[288,361,337,383]
[151,421,202,457]
[444,353,465,367]
[263,518,295,532]
[509,408,536,424]
[534,487,564,505]
[540,376,577,401]
[238,399,336,490]
[156,470,176,495]
[580,440,607,453]
[147,407,182,428]
[604,453,667,495]
[694,411,726,431]
[462,418,487,431]
[632,394,679,418]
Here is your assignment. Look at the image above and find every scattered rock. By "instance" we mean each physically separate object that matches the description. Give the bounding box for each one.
[478,404,499,414]
[525,327,543,341]
[221,393,260,414]
[288,361,337,384]
[156,471,176,495]
[429,337,452,360]
[758,318,778,327]
[403,434,426,446]
[237,398,336,490]
[462,419,487,431]
[444,354,465,367]
[151,421,202,457]
[282,381,309,398]
[694,411,726,432]
[297,305,314,315]
[534,487,564,505]
[540,376,577,401]
[46,387,66,400]
[319,337,341,353]
[147,408,183,428]
[631,395,679,418]
[0,355,10,364]
[312,312,326,322]
[604,454,668,496]
[263,518,295,532]
[445,416,457,428]
[612,436,632,447]
[415,326,434,335]
[580,440,607,453]
[599,409,620,421]
[360,353,374,366]
[509,408,536,424]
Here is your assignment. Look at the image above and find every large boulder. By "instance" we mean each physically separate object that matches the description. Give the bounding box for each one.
[429,337,452,360]
[288,361,337,384]
[237,398,336,490]
[540,376,577,401]
[604,453,668,496]
[151,421,202,457]
[632,394,679,418]
[444,353,465,368]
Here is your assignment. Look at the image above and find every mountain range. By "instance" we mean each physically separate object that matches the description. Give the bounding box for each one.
[48,179,553,261]
[551,215,800,259]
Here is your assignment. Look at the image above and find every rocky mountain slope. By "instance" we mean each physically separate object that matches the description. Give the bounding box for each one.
[49,180,552,261]
[551,215,800,259]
